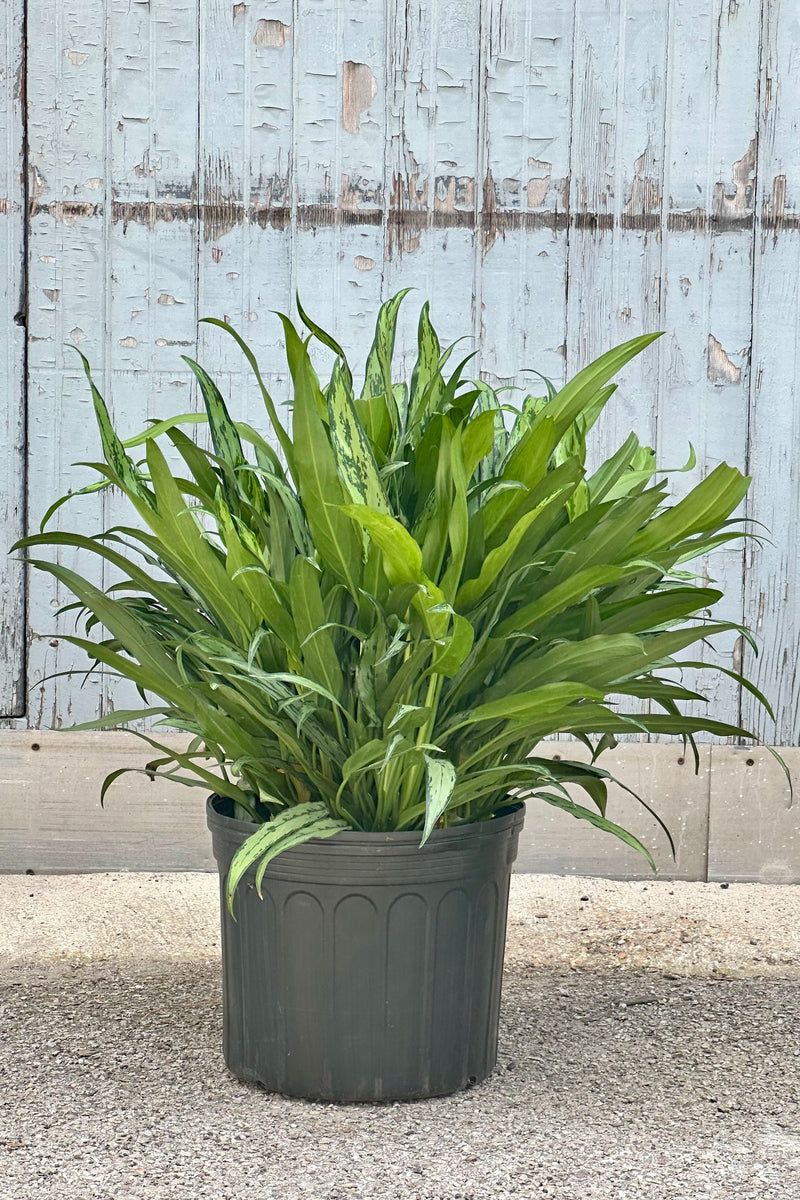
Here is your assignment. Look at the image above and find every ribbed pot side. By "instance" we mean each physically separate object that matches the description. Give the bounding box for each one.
[207,795,525,1103]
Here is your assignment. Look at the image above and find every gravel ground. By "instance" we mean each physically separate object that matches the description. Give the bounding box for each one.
[2,873,800,1199]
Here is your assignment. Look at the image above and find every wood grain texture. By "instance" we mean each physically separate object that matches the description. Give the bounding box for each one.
[2,733,794,881]
[24,0,109,727]
[566,0,670,737]
[383,0,483,368]
[655,0,761,735]
[4,0,800,749]
[0,0,26,716]
[478,0,573,390]
[742,0,800,744]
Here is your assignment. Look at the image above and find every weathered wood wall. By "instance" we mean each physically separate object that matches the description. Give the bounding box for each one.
[2,1,800,746]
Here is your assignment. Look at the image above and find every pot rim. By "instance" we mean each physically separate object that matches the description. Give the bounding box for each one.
[206,792,524,846]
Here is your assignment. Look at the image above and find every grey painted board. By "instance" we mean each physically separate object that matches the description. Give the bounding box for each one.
[0,0,25,716]
[707,747,799,884]
[0,731,215,873]
[2,734,796,882]
[516,743,711,882]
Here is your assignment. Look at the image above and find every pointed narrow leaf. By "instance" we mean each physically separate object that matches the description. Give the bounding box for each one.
[420,754,457,845]
[327,357,390,512]
[226,803,346,914]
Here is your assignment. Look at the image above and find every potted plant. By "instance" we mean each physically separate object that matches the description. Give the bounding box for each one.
[15,294,774,1102]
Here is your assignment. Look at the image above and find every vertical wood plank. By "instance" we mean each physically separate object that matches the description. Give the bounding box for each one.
[655,0,761,735]
[742,0,800,743]
[197,0,293,397]
[0,0,26,715]
[566,0,669,736]
[104,0,201,720]
[567,0,668,458]
[382,0,482,369]
[292,0,387,378]
[25,0,109,726]
[477,0,573,392]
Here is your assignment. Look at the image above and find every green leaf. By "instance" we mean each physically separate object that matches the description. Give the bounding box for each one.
[73,349,153,505]
[289,555,344,702]
[420,753,457,845]
[359,289,412,451]
[340,504,447,636]
[541,333,662,444]
[482,416,557,544]
[201,317,295,471]
[278,313,362,595]
[144,439,257,643]
[226,803,346,915]
[534,792,656,870]
[460,409,497,480]
[362,288,412,403]
[431,612,475,678]
[456,491,559,611]
[406,300,442,440]
[451,682,604,731]
[183,356,246,470]
[494,564,639,638]
[326,356,390,512]
[628,463,750,556]
[296,295,352,387]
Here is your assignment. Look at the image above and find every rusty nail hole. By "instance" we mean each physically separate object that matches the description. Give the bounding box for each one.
[677,757,685,765]
[30,742,40,751]
[746,758,755,766]
[49,639,59,647]
[552,754,561,761]
[25,868,35,875]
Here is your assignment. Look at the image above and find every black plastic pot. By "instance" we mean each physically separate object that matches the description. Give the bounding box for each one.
[207,795,524,1102]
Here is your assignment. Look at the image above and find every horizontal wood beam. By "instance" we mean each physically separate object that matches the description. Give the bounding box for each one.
[0,732,795,882]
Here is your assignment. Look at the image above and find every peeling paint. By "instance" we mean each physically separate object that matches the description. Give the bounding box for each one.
[625,140,661,215]
[480,168,499,256]
[707,335,742,386]
[342,62,377,133]
[253,18,290,47]
[42,288,59,302]
[354,255,375,271]
[525,179,549,208]
[526,157,552,209]
[211,247,223,263]
[63,48,88,67]
[338,172,382,215]
[24,195,781,236]
[134,151,156,179]
[119,336,138,348]
[713,140,756,219]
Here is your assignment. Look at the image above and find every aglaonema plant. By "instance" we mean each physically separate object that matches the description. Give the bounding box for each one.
[15,293,776,911]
